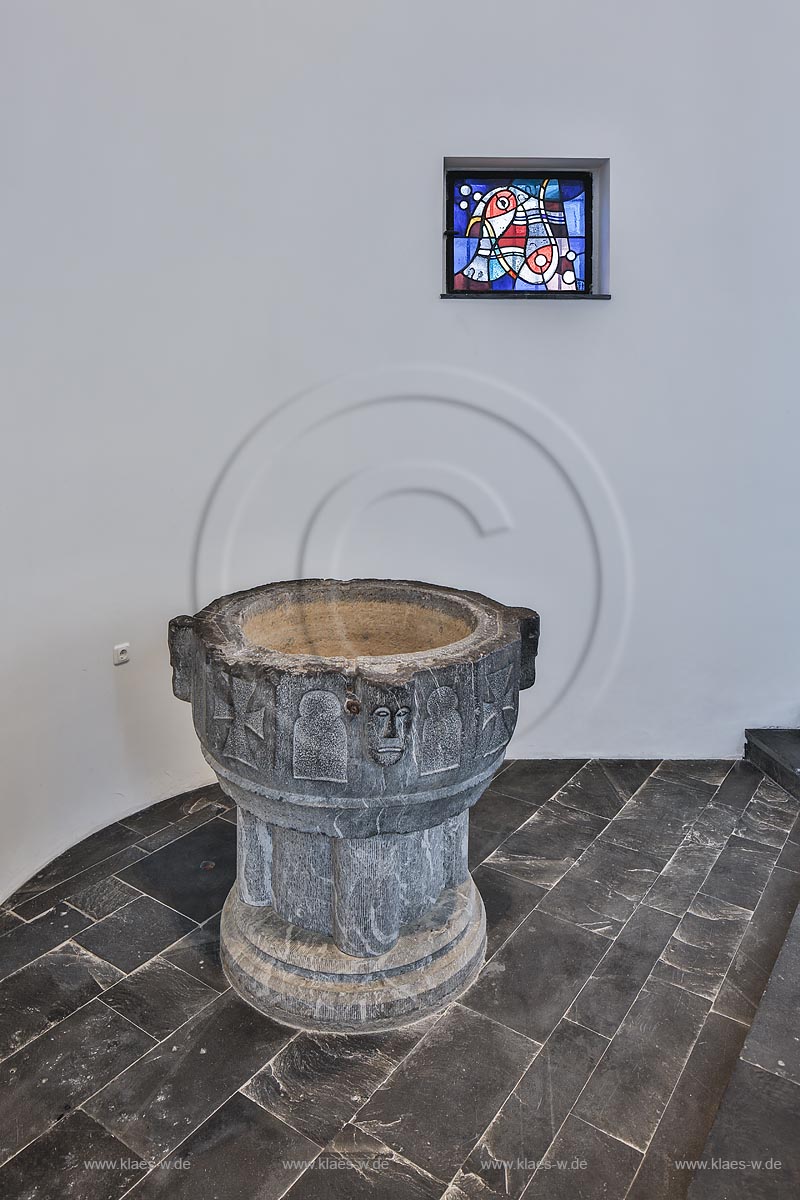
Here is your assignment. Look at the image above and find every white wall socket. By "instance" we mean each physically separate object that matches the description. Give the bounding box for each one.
[113,643,130,666]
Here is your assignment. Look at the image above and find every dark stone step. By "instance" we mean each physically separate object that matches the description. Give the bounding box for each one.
[745,727,800,802]
[739,898,800,1087]
[688,892,800,1198]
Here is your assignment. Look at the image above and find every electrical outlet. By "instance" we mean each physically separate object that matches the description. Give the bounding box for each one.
[113,643,130,666]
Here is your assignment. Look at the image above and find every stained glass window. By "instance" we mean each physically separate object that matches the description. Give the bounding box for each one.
[445,172,592,295]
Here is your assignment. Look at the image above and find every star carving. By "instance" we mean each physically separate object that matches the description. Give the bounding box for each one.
[213,675,266,769]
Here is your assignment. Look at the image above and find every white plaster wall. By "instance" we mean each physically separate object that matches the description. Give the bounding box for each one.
[1,0,797,900]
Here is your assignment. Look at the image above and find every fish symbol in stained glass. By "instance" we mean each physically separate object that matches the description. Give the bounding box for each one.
[448,175,590,294]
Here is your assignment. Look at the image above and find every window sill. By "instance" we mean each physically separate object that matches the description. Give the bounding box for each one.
[440,292,611,300]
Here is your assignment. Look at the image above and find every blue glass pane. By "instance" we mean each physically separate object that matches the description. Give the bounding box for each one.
[453,237,478,274]
[560,179,585,201]
[564,196,585,238]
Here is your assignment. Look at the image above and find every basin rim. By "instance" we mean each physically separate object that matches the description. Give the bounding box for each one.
[181,577,536,686]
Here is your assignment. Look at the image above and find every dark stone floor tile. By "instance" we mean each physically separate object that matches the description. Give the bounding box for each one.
[354,1003,537,1180]
[219,806,237,824]
[574,978,710,1152]
[626,1011,747,1200]
[713,867,800,1026]
[287,1126,441,1200]
[469,788,538,837]
[451,1018,608,1200]
[0,903,91,983]
[489,759,588,806]
[463,910,608,1042]
[687,1060,800,1198]
[599,759,660,801]
[691,801,740,847]
[117,819,236,922]
[8,824,145,908]
[701,835,778,911]
[538,841,665,938]
[652,893,751,1001]
[733,778,800,849]
[740,905,800,1086]
[485,801,608,889]
[755,773,799,807]
[73,896,196,973]
[134,808,222,853]
[119,795,191,837]
[0,998,154,1167]
[555,760,632,821]
[159,913,227,992]
[120,783,228,838]
[13,845,149,920]
[734,799,794,851]
[0,910,24,936]
[522,1115,642,1200]
[100,957,219,1040]
[712,758,764,814]
[598,775,715,860]
[789,810,800,845]
[0,1109,146,1200]
[468,823,508,869]
[472,864,546,958]
[776,836,800,873]
[656,760,732,787]
[85,990,293,1163]
[128,1092,318,1199]
[244,1018,436,1146]
[567,905,680,1039]
[177,781,233,811]
[0,942,122,1060]
[644,842,722,918]
[68,875,141,920]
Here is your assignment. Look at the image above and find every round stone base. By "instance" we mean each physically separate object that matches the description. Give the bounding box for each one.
[220,878,486,1033]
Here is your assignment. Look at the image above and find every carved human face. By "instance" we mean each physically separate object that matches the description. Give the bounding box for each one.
[367,698,411,766]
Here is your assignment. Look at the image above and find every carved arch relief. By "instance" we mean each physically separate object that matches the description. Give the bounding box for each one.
[419,686,462,776]
[292,690,348,783]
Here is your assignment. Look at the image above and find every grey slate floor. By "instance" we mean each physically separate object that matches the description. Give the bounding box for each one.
[0,761,798,1199]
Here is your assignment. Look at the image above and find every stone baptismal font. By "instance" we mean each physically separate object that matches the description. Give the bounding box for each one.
[169,579,538,1031]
